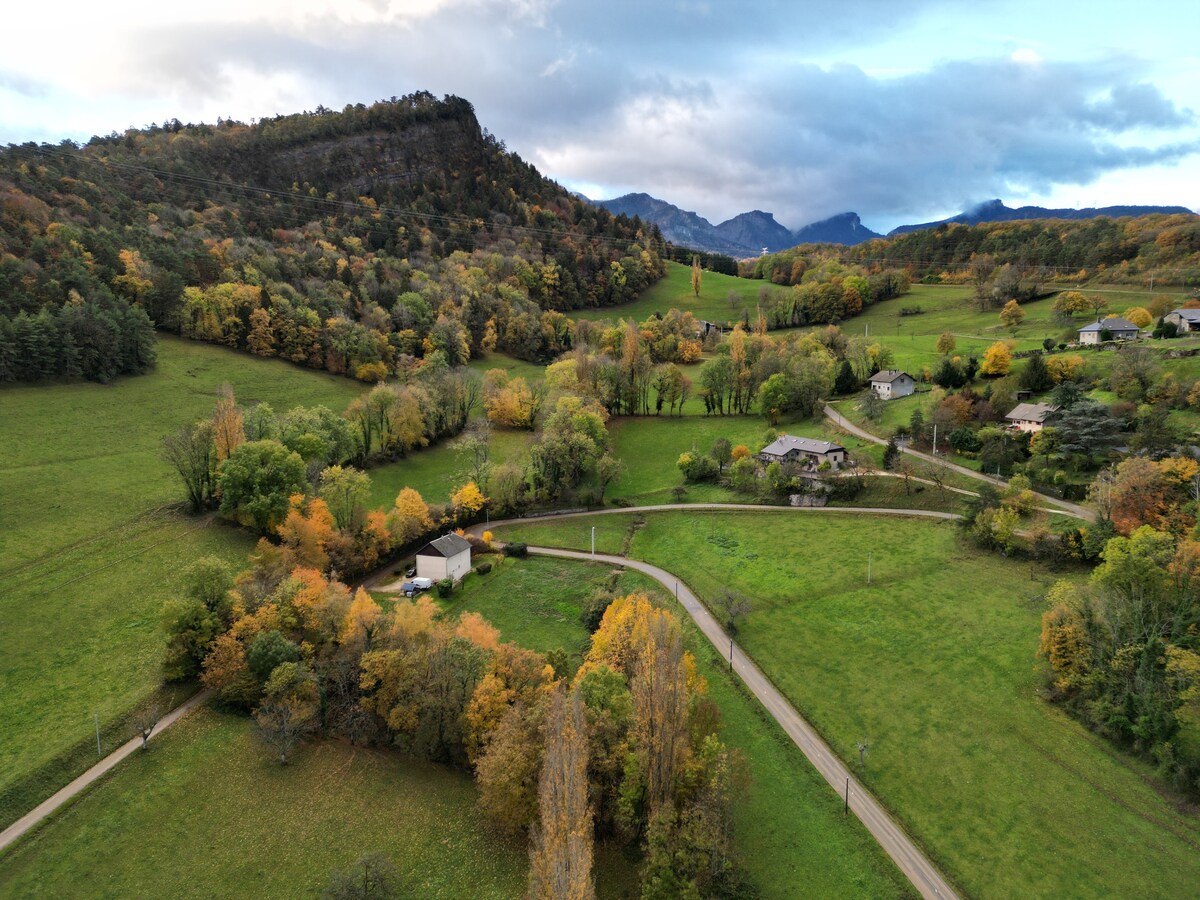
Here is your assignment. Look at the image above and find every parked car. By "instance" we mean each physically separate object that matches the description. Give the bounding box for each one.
[405,566,416,578]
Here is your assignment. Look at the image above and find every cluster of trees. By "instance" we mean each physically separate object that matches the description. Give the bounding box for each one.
[165,545,750,896]
[1040,522,1200,798]
[835,215,1200,285]
[0,93,666,383]
[0,286,156,383]
[663,245,738,276]
[736,259,911,328]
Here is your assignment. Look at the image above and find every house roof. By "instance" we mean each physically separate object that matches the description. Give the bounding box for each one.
[1171,308,1200,322]
[1079,317,1138,332]
[761,435,846,457]
[417,533,472,558]
[1005,402,1058,423]
[869,369,912,384]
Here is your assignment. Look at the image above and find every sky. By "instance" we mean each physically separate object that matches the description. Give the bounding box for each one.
[2,0,1197,232]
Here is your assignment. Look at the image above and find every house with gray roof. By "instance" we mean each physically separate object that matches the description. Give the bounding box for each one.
[1005,402,1058,434]
[869,369,915,400]
[759,435,847,469]
[1163,308,1200,334]
[416,533,472,583]
[1078,317,1140,344]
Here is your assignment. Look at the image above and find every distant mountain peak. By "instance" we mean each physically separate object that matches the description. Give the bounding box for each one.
[889,199,1195,235]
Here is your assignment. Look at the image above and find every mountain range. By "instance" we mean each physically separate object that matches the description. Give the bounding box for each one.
[595,192,1193,256]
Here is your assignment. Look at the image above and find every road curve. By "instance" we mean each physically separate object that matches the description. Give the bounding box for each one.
[824,404,1095,522]
[0,690,211,855]
[526,544,960,900]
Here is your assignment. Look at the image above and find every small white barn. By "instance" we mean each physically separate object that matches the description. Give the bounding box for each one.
[1005,402,1058,434]
[1078,317,1140,344]
[416,533,472,583]
[869,370,915,400]
[1163,308,1200,334]
[759,435,847,470]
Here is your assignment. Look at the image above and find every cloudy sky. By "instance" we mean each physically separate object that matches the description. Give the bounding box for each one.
[2,0,1197,231]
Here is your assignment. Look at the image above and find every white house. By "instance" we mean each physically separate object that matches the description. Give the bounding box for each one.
[1005,402,1058,434]
[1078,317,1140,344]
[416,533,472,583]
[869,370,915,400]
[1163,308,1200,334]
[759,435,847,469]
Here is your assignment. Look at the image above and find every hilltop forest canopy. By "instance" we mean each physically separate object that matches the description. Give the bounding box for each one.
[0,93,666,383]
[744,214,1200,287]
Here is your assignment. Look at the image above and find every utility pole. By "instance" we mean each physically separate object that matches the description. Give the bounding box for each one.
[932,423,938,455]
[867,551,872,585]
[591,526,595,558]
[844,777,849,814]
[729,637,734,672]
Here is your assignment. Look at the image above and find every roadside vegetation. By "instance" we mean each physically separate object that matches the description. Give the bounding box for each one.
[494,510,1200,898]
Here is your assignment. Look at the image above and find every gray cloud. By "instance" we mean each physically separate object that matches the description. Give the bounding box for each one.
[69,1,1200,229]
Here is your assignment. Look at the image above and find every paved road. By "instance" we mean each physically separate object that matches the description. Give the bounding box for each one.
[824,404,1096,522]
[528,544,960,900]
[0,690,211,855]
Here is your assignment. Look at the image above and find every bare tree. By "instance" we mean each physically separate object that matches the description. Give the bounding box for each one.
[133,705,163,751]
[856,739,870,768]
[715,588,753,635]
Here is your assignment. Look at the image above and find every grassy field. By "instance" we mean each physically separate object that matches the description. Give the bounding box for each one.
[0,708,534,899]
[494,510,1200,899]
[568,260,792,325]
[437,553,912,897]
[0,336,365,822]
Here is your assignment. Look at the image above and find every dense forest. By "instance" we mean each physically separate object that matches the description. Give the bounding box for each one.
[744,214,1200,287]
[0,93,666,383]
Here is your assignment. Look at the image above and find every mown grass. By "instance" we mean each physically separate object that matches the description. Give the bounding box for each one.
[0,708,532,899]
[0,336,365,817]
[494,510,1200,899]
[442,552,912,897]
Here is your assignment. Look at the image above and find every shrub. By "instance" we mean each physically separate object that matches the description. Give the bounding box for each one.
[610,497,633,508]
[436,578,454,598]
[504,541,529,558]
[475,562,492,576]
[580,593,614,632]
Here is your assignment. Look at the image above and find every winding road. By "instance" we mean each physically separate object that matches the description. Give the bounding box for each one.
[478,506,961,899]
[824,403,1096,522]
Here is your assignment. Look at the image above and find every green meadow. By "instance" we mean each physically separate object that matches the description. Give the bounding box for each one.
[0,336,365,825]
[495,510,1200,899]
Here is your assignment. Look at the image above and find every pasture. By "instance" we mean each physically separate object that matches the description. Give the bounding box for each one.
[0,336,365,824]
[494,510,1200,899]
[438,552,911,897]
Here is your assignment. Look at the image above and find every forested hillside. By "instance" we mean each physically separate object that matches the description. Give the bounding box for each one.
[745,214,1200,287]
[0,93,665,383]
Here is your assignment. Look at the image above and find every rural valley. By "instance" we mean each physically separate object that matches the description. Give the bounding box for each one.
[2,4,1200,899]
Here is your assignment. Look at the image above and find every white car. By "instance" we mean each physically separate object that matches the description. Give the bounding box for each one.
[410,577,434,590]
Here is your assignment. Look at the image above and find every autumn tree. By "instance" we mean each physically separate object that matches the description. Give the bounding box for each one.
[935,331,957,355]
[999,299,1025,332]
[389,487,434,545]
[528,685,595,900]
[451,481,486,519]
[980,342,1012,377]
[323,852,404,900]
[691,256,702,298]
[277,494,336,571]
[212,383,245,462]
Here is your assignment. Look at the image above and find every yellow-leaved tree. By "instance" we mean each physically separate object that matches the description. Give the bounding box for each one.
[389,487,433,545]
[451,481,486,518]
[980,341,1012,376]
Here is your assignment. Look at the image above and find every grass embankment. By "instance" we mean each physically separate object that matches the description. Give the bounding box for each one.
[495,510,1200,899]
[0,336,365,825]
[440,554,912,897]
